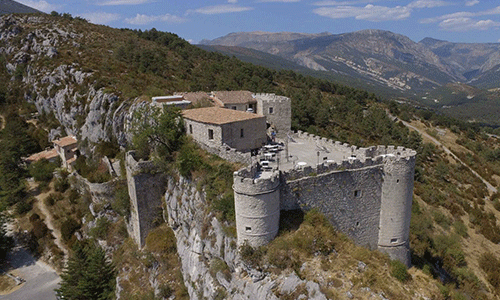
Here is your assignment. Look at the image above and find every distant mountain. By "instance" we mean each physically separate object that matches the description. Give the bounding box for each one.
[0,0,41,14]
[201,30,500,94]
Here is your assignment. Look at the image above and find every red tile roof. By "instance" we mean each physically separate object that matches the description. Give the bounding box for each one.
[52,136,77,147]
[26,148,58,162]
[182,107,264,125]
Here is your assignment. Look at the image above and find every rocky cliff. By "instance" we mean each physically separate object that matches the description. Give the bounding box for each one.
[0,14,142,152]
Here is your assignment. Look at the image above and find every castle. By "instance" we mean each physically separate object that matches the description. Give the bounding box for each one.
[128,91,416,267]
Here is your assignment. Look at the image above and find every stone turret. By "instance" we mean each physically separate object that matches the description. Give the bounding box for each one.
[378,147,416,267]
[233,165,281,247]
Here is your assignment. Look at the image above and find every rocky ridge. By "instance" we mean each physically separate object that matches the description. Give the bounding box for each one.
[201,30,500,93]
[0,14,137,151]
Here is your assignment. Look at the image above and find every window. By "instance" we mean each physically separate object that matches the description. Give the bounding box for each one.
[208,129,214,140]
[391,238,398,244]
[354,190,362,197]
[269,107,274,114]
[240,128,244,138]
[231,106,237,110]
[189,124,193,134]
[245,226,251,232]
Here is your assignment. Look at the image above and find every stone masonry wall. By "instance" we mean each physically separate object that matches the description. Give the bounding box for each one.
[281,166,383,249]
[255,93,291,138]
[125,151,166,248]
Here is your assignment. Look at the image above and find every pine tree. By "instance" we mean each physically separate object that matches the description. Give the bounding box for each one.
[56,241,116,300]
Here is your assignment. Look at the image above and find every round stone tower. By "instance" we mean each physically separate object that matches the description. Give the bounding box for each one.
[378,148,416,267]
[233,166,281,247]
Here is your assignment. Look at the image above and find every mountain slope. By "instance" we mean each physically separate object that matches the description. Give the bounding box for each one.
[2,13,500,300]
[0,0,41,14]
[201,30,500,94]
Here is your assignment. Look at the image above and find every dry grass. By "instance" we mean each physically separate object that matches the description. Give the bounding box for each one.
[0,274,18,295]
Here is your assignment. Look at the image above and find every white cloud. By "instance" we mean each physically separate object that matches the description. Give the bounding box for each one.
[421,5,500,23]
[439,17,500,31]
[313,0,381,5]
[79,12,121,24]
[257,0,300,2]
[465,0,479,6]
[313,4,411,21]
[125,13,187,25]
[189,4,253,15]
[99,0,151,5]
[16,0,61,13]
[407,0,449,9]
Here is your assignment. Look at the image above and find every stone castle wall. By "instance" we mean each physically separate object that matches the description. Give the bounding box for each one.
[281,166,383,249]
[125,151,166,248]
[233,131,416,266]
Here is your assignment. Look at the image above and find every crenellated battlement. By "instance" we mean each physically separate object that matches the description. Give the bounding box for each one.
[234,131,416,266]
[254,93,290,103]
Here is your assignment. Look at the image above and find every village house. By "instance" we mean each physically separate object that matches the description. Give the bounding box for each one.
[52,135,78,170]
[211,90,256,112]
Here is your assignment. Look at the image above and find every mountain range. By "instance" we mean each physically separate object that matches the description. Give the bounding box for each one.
[200,30,500,97]
[0,0,40,15]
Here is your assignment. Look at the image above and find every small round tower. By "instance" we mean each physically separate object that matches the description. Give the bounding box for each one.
[378,147,416,267]
[233,166,281,247]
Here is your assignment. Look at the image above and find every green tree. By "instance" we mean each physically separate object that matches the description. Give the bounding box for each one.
[0,213,14,262]
[130,105,185,160]
[57,242,116,300]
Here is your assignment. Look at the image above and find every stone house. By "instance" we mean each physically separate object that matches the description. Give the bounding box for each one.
[182,107,267,152]
[52,135,78,169]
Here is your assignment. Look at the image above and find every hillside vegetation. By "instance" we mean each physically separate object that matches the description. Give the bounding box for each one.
[0,13,499,299]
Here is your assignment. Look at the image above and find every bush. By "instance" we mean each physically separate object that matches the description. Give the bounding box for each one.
[176,142,202,178]
[54,177,69,192]
[29,158,58,182]
[390,260,411,282]
[111,181,130,216]
[145,225,176,253]
[15,198,32,215]
[453,221,468,238]
[89,217,111,240]
[239,242,264,268]
[61,218,80,241]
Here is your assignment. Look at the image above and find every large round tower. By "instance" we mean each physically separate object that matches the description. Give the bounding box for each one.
[378,148,416,267]
[233,166,281,247]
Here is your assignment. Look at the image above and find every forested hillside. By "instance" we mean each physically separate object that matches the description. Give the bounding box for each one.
[1,13,500,299]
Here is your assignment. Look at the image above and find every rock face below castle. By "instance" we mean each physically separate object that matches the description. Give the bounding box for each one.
[234,131,416,266]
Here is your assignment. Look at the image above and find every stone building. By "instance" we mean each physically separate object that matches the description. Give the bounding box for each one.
[211,90,256,112]
[52,135,78,169]
[182,106,267,152]
[211,91,292,137]
[233,132,416,267]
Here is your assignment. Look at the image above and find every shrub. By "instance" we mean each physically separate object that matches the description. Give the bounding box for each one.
[61,218,80,241]
[176,142,202,178]
[29,158,58,182]
[145,225,176,253]
[54,177,69,192]
[15,198,32,215]
[390,260,410,282]
[90,217,111,240]
[453,221,468,238]
[239,242,264,268]
[111,181,130,216]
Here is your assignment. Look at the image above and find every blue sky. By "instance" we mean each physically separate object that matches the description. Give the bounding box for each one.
[17,0,500,44]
